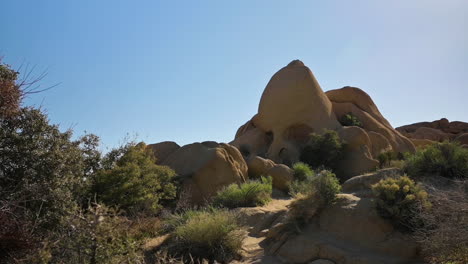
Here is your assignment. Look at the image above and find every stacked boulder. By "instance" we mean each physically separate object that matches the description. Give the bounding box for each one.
[232,60,415,179]
[396,118,468,148]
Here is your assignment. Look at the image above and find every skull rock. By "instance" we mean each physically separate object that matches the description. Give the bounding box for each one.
[235,60,341,164]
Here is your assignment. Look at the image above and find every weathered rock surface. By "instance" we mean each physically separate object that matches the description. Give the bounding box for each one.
[246,156,276,178]
[232,61,415,179]
[234,190,422,264]
[147,141,180,164]
[265,164,294,192]
[397,118,468,144]
[232,60,341,166]
[326,86,415,154]
[265,194,421,264]
[341,168,402,197]
[162,142,248,204]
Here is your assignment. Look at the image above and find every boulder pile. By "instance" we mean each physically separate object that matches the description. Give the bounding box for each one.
[396,118,468,148]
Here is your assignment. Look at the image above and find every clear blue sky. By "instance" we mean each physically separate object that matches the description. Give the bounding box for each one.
[2,0,467,150]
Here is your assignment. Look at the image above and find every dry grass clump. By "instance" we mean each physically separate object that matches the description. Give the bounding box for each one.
[212,176,272,208]
[165,208,245,263]
[413,177,468,264]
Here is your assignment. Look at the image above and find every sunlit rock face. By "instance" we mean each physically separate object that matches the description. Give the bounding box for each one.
[231,59,415,179]
[232,60,341,165]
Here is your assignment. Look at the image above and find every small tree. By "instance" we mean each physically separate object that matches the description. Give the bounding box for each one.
[91,143,177,215]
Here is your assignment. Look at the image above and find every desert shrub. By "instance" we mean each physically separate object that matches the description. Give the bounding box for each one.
[91,142,177,216]
[339,112,362,127]
[167,209,244,263]
[372,175,431,231]
[300,130,344,171]
[289,169,340,200]
[32,203,145,264]
[314,170,342,203]
[405,141,468,179]
[213,176,272,208]
[292,162,314,181]
[288,170,341,228]
[377,151,406,169]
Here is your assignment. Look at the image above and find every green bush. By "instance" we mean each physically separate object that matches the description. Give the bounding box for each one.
[372,175,431,231]
[91,142,177,215]
[213,176,272,208]
[339,112,363,127]
[288,170,341,228]
[292,162,314,181]
[405,141,468,179]
[300,130,344,170]
[289,169,341,201]
[35,204,144,264]
[168,209,244,262]
[289,162,315,197]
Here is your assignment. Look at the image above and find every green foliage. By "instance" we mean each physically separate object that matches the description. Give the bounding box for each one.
[288,170,341,227]
[289,169,341,201]
[168,208,244,262]
[377,151,406,169]
[91,142,177,215]
[300,130,344,171]
[292,162,314,181]
[213,176,272,208]
[32,204,145,264]
[372,175,431,231]
[339,112,362,127]
[0,107,90,230]
[405,141,468,179]
[313,170,342,203]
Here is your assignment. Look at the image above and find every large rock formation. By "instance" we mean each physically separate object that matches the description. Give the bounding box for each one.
[232,60,415,179]
[397,118,468,147]
[147,141,180,164]
[161,142,248,204]
[234,190,421,264]
[232,60,341,166]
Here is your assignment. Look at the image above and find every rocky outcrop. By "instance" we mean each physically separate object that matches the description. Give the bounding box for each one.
[162,142,248,204]
[341,168,402,197]
[266,194,420,264]
[147,141,180,164]
[232,61,415,179]
[246,156,294,192]
[326,86,415,154]
[232,60,341,166]
[397,118,468,145]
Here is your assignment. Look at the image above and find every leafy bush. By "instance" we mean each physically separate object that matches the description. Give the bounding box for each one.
[213,176,272,208]
[292,162,314,181]
[300,130,344,170]
[288,170,341,227]
[372,175,431,231]
[339,112,362,127]
[377,151,407,169]
[91,142,177,216]
[405,141,468,179]
[168,209,244,262]
[31,203,145,264]
[0,107,92,231]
